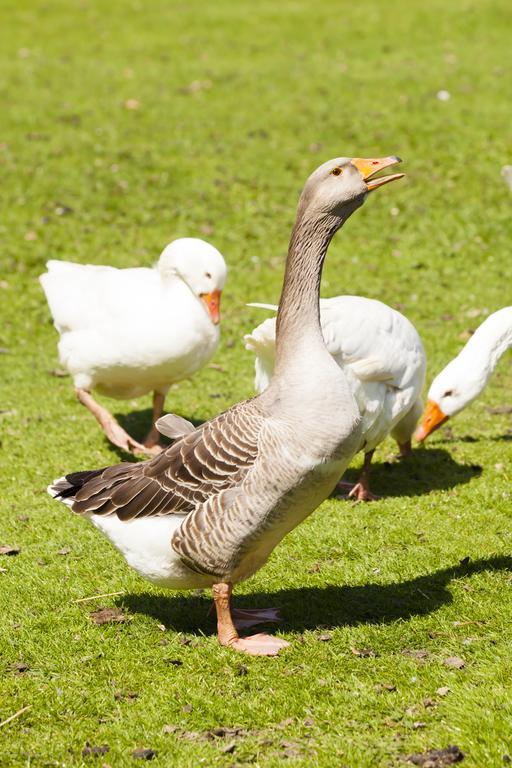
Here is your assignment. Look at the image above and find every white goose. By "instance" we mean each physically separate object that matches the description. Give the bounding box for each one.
[244,296,426,500]
[415,307,512,441]
[40,238,227,455]
[48,155,404,656]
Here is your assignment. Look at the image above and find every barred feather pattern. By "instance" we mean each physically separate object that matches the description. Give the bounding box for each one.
[62,399,267,562]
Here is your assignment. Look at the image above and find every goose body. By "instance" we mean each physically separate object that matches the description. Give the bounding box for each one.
[416,306,512,440]
[48,155,404,655]
[245,296,426,499]
[40,238,227,453]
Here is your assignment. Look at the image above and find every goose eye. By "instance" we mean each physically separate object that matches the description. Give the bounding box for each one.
[444,390,453,397]
[205,271,212,279]
[331,167,343,176]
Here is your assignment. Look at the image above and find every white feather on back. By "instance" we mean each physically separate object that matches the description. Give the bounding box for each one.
[244,296,426,452]
[40,240,227,398]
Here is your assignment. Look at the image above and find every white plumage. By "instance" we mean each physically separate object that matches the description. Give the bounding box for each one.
[415,306,512,441]
[244,295,426,499]
[40,238,227,454]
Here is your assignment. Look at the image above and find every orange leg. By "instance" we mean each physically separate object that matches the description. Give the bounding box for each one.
[76,388,155,457]
[76,388,147,454]
[212,582,289,656]
[336,450,380,502]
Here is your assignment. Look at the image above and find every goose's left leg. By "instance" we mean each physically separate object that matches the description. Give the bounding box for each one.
[397,439,412,458]
[348,450,380,501]
[76,388,147,454]
[142,391,166,454]
[336,450,380,502]
[213,582,289,656]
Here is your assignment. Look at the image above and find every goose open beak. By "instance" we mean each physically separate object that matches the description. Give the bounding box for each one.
[200,289,222,324]
[414,399,449,442]
[352,156,404,190]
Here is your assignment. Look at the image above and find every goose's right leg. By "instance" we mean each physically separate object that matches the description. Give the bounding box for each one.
[76,388,148,455]
[141,391,166,453]
[213,582,289,656]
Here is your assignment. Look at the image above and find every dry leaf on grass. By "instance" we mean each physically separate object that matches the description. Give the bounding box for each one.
[11,662,29,674]
[82,742,109,757]
[486,405,512,415]
[281,740,304,759]
[402,648,429,660]
[56,547,71,556]
[436,686,450,696]
[180,79,212,94]
[207,726,246,739]
[0,545,20,556]
[406,744,464,766]
[443,656,465,669]
[162,725,180,734]
[132,748,157,760]
[375,682,396,692]
[113,690,138,702]
[350,647,376,657]
[162,724,248,746]
[502,165,512,192]
[90,607,129,625]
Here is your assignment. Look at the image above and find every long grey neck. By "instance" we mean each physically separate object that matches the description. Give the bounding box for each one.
[274,207,341,376]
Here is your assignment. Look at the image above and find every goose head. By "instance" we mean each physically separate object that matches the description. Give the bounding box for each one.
[297,155,404,221]
[415,360,485,441]
[157,238,227,324]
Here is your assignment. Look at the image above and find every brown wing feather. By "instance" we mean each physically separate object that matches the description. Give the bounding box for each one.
[68,399,265,521]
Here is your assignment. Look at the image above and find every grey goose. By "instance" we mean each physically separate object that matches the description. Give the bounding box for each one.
[48,156,404,655]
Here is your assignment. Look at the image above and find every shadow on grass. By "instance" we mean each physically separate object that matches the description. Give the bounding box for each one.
[120,555,512,636]
[339,448,482,498]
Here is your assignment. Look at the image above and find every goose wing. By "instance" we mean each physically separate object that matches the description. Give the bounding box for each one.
[319,296,425,389]
[63,399,265,521]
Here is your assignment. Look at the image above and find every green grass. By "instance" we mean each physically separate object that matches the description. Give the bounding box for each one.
[1,0,511,765]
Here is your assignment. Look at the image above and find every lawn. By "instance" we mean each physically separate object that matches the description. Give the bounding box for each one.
[1,0,511,765]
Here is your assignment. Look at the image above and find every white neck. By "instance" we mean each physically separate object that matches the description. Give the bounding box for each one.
[430,307,512,415]
[456,307,512,381]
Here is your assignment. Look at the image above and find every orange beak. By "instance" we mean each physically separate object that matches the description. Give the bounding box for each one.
[351,156,404,190]
[200,289,221,324]
[415,399,450,442]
